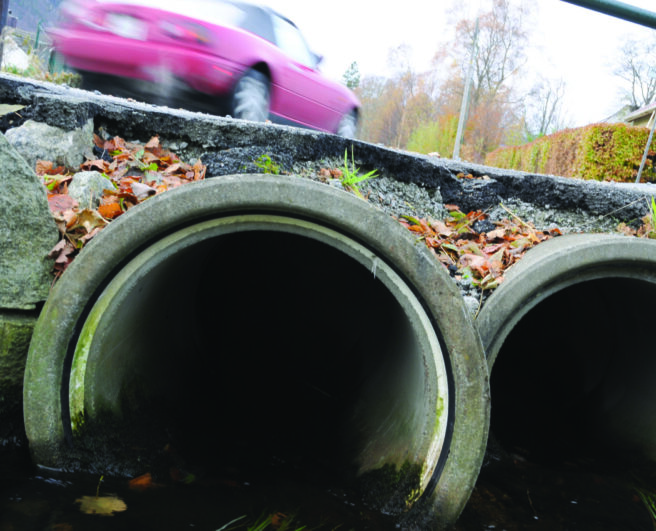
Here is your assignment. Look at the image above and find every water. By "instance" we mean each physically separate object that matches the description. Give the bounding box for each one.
[0,440,392,531]
[2,439,654,530]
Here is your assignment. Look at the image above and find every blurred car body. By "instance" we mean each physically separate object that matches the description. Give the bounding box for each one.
[50,0,360,136]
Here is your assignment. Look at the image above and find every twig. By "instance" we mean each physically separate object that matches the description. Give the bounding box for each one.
[597,196,651,221]
[474,288,484,320]
[498,202,534,230]
[95,475,104,499]
[527,488,538,519]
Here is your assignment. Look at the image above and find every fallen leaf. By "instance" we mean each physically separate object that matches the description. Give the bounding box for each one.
[76,495,127,516]
[131,182,156,200]
[48,194,78,214]
[129,472,155,491]
[76,208,108,233]
[98,202,123,220]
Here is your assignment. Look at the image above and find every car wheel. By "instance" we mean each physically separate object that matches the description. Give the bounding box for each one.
[231,70,270,122]
[337,110,358,138]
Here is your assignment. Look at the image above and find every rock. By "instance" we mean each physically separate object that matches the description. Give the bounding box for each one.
[0,131,59,310]
[2,35,29,71]
[4,118,94,170]
[68,171,115,209]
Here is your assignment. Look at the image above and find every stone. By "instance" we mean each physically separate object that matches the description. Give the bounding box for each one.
[4,118,94,171]
[0,131,59,310]
[2,35,29,71]
[68,171,115,209]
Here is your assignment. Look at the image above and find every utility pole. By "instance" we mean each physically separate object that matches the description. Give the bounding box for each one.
[0,1,6,29]
[453,18,478,160]
[0,0,7,71]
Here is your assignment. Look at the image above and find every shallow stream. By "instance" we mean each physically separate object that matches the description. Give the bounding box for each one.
[2,436,654,531]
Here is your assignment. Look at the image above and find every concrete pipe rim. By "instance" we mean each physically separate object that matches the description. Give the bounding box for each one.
[476,233,656,369]
[24,174,489,527]
[476,232,656,466]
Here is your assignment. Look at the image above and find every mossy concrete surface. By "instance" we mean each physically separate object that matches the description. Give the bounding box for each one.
[0,311,37,440]
[24,175,489,529]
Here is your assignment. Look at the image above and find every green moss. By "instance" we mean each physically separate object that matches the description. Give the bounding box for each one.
[485,123,656,183]
[357,461,423,515]
[0,312,37,439]
[0,312,36,392]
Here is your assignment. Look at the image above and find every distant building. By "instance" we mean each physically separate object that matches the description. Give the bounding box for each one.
[624,101,656,128]
[603,104,637,124]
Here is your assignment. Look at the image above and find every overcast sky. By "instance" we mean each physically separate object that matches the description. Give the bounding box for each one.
[262,0,656,127]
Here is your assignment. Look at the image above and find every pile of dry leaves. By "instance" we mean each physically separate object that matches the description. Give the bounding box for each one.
[398,204,562,291]
[42,135,206,279]
[37,135,584,290]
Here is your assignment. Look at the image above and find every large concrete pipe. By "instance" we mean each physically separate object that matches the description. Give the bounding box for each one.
[477,233,656,462]
[24,175,489,528]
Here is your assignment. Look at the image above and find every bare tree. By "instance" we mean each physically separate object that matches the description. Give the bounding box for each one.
[449,0,531,106]
[614,36,656,108]
[431,0,533,161]
[525,77,567,139]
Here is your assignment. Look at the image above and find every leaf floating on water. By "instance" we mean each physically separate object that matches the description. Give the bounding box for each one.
[76,495,127,516]
[129,472,161,491]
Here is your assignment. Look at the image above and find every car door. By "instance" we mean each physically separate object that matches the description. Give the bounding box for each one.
[269,14,340,130]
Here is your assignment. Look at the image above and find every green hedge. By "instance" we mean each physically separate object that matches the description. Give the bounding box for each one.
[484,123,656,183]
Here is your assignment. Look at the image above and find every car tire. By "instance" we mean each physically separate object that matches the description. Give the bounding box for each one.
[337,110,358,138]
[230,69,270,122]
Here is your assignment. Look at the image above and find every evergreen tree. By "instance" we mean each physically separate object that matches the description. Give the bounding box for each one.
[342,61,360,90]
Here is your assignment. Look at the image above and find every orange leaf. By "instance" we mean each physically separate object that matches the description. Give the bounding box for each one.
[129,472,154,491]
[98,202,123,219]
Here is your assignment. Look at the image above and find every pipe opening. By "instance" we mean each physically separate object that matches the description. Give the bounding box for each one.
[69,217,448,513]
[490,277,656,463]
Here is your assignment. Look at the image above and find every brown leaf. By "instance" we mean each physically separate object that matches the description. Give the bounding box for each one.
[486,228,507,240]
[48,194,78,213]
[163,162,181,174]
[80,159,109,173]
[131,182,156,200]
[36,160,66,176]
[76,209,108,233]
[48,239,75,261]
[430,219,452,236]
[144,136,160,150]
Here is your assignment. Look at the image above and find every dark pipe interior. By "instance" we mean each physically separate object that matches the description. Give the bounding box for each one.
[490,277,656,463]
[84,229,426,495]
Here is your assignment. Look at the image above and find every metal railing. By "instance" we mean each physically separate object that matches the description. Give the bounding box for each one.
[561,0,656,30]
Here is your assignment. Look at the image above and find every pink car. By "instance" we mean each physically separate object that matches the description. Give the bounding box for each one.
[50,0,360,136]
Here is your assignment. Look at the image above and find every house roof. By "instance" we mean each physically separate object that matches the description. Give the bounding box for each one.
[625,100,656,123]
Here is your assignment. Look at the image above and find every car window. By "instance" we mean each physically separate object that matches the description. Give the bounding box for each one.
[234,4,275,43]
[270,14,315,68]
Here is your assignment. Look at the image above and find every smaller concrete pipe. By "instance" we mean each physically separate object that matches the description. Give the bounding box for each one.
[24,175,489,528]
[477,233,656,461]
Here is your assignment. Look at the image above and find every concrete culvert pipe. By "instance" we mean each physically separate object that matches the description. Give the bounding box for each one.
[477,233,656,462]
[24,175,489,528]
